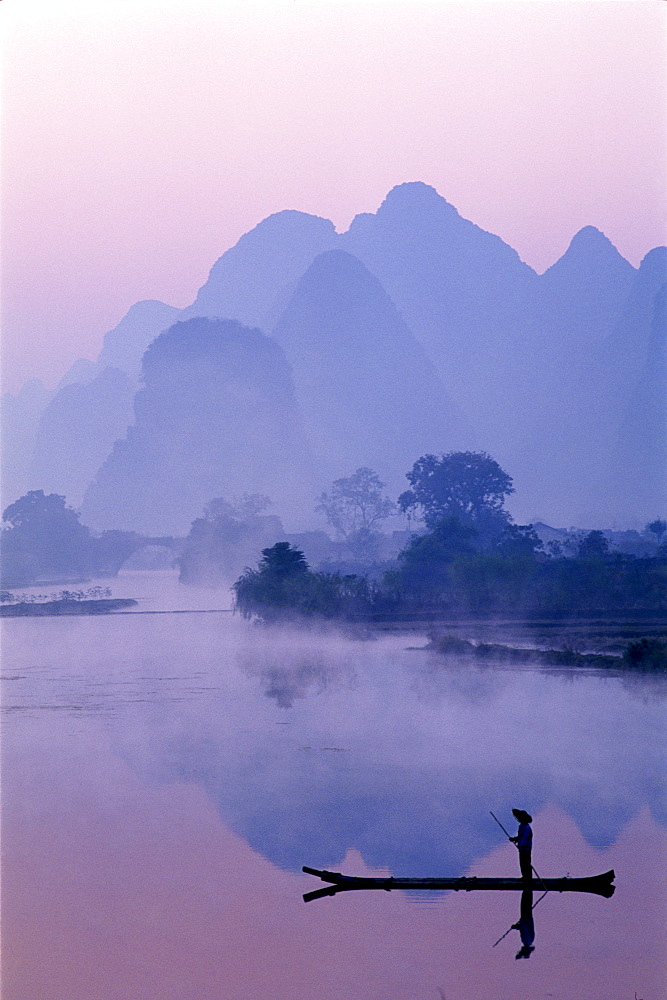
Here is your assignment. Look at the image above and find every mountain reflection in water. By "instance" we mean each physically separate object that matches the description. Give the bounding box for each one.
[2,608,665,999]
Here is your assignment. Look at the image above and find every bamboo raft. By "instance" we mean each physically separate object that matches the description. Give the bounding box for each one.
[302,866,616,902]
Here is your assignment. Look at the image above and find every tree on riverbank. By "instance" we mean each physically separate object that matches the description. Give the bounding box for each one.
[231,449,667,621]
[233,542,378,621]
[316,467,396,562]
[234,538,667,622]
[398,451,515,537]
[1,490,149,586]
[1,491,95,584]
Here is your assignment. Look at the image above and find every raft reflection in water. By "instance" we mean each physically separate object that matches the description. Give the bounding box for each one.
[302,865,615,958]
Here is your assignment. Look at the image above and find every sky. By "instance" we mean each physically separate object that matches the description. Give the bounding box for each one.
[2,0,666,393]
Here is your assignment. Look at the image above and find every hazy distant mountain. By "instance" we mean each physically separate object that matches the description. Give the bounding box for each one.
[271,249,470,493]
[80,318,317,535]
[55,300,181,393]
[22,301,182,508]
[537,226,636,356]
[336,185,663,529]
[96,299,181,381]
[73,216,334,393]
[29,367,136,507]
[504,226,640,522]
[587,251,667,523]
[529,245,666,526]
[609,282,667,518]
[57,358,99,390]
[598,246,667,385]
[18,181,664,530]
[0,379,51,508]
[41,216,335,516]
[341,182,539,420]
[182,210,338,329]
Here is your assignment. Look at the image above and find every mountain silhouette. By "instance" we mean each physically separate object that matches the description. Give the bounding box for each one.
[538,226,636,354]
[581,249,667,522]
[609,283,667,517]
[17,182,665,529]
[505,226,641,522]
[29,367,136,507]
[96,299,181,381]
[57,358,99,390]
[80,318,317,535]
[182,210,338,329]
[342,182,539,410]
[271,248,470,493]
[0,379,50,508]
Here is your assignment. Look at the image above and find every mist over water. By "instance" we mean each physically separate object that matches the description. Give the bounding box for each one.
[2,604,665,998]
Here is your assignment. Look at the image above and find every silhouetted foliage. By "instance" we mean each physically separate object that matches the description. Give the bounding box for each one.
[317,467,395,537]
[622,638,667,672]
[258,541,308,577]
[3,490,86,534]
[233,543,379,621]
[391,518,477,597]
[646,520,667,544]
[1,490,93,585]
[0,491,151,586]
[1,586,112,604]
[430,634,618,668]
[577,530,610,559]
[493,523,543,559]
[229,445,666,622]
[399,451,514,537]
[388,515,543,611]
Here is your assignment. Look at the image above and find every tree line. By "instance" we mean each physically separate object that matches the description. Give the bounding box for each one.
[2,453,666,614]
[233,453,667,621]
[0,491,163,586]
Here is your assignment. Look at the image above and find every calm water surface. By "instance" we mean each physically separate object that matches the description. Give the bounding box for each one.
[2,575,666,1000]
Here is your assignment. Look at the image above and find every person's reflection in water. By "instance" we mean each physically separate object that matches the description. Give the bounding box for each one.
[512,888,535,959]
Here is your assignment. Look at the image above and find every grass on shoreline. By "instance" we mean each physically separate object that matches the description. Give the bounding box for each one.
[0,598,138,616]
[429,634,667,672]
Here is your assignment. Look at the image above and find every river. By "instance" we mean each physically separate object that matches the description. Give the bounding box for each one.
[2,572,665,999]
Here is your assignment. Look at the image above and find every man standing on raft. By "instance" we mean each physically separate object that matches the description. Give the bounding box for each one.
[510,808,533,881]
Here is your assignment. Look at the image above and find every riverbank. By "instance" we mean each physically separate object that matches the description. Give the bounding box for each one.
[428,634,618,668]
[0,598,138,616]
[426,632,667,672]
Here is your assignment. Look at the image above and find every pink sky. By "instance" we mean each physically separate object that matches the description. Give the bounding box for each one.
[2,0,666,393]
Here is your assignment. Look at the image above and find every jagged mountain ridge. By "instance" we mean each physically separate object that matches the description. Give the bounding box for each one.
[9,182,665,529]
[342,181,540,386]
[182,210,338,330]
[581,250,667,522]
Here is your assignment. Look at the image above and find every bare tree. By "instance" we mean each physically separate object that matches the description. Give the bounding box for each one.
[316,467,396,541]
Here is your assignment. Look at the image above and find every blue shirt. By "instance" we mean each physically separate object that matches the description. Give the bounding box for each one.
[517,822,532,851]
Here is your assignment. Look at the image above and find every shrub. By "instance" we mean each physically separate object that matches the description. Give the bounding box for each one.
[622,638,667,672]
